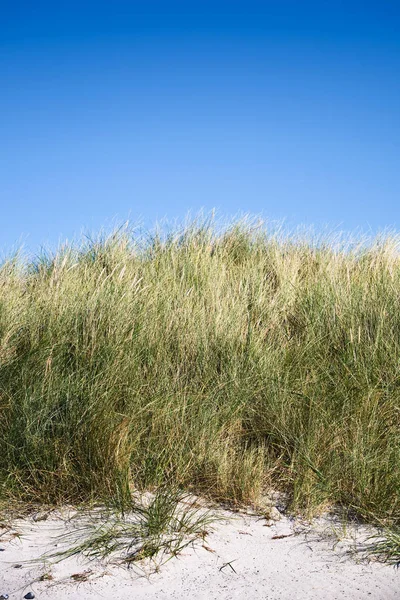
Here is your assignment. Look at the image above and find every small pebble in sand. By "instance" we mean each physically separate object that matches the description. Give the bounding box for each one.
[268,507,282,521]
[24,593,35,599]
[0,594,9,600]
[0,548,5,552]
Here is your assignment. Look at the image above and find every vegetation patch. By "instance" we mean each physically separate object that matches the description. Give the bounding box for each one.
[44,488,215,569]
[0,216,399,539]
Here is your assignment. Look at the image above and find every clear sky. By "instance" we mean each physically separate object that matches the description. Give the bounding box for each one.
[1,1,399,252]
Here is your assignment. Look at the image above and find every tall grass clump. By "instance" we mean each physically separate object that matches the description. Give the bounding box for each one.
[0,217,399,527]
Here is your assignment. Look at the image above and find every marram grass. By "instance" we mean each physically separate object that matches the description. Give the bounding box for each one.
[0,219,399,528]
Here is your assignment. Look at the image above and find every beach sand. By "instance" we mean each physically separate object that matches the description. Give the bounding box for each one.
[0,506,398,600]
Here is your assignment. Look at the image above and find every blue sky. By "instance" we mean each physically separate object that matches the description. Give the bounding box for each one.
[1,1,399,252]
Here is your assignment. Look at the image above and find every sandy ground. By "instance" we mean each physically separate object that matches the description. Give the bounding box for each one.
[0,505,398,600]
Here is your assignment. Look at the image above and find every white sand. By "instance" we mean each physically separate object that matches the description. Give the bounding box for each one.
[0,507,398,600]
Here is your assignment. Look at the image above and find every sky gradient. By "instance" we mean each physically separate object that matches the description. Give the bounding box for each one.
[1,1,399,253]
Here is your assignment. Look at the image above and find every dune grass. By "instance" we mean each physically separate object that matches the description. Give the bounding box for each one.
[0,217,399,532]
[45,488,215,569]
[365,527,400,568]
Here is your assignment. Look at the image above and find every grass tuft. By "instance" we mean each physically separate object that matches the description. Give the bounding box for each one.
[46,488,215,568]
[366,528,400,568]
